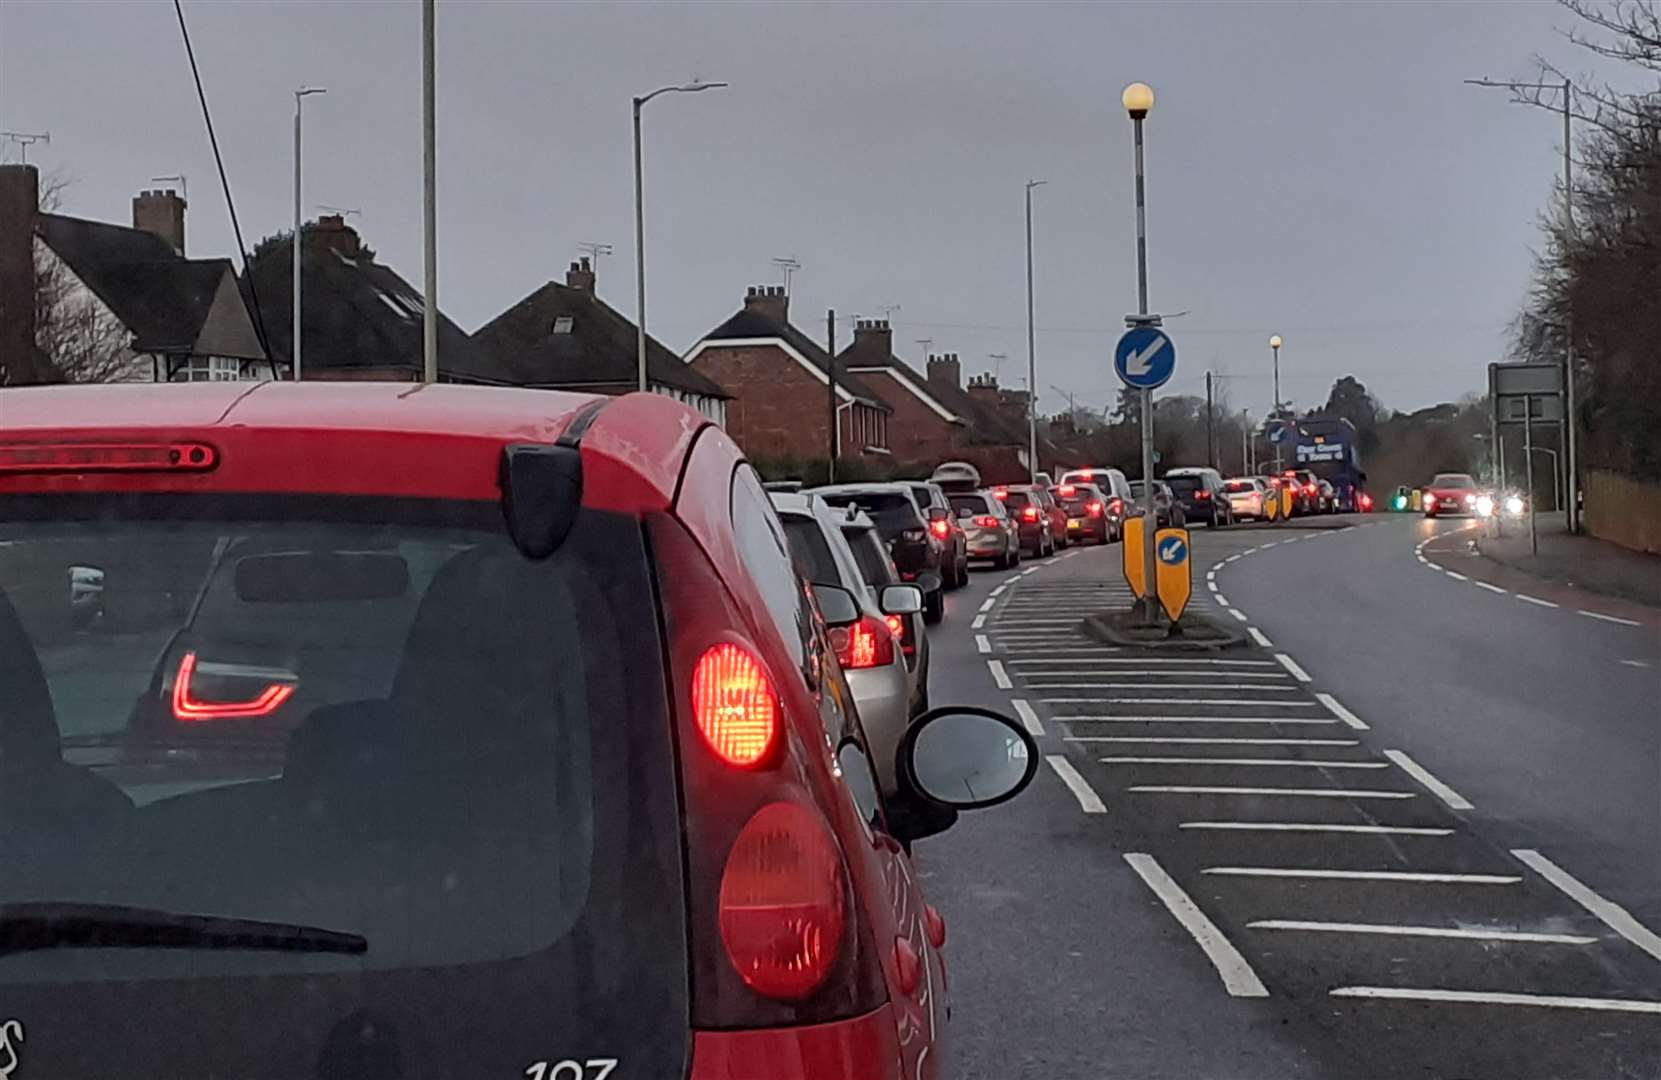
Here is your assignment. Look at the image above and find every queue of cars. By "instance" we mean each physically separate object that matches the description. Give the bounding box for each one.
[0,383,1040,1079]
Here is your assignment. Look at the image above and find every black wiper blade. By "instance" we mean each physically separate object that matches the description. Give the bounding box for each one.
[0,902,367,957]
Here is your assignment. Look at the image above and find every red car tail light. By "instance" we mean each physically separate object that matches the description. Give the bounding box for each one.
[1087,501,1104,518]
[1059,484,1076,496]
[692,643,779,767]
[1021,506,1039,523]
[827,615,896,670]
[973,514,999,527]
[718,801,848,1001]
[1360,493,1374,510]
[1196,489,1212,500]
[929,519,950,539]
[1305,483,1318,495]
[0,441,218,474]
[171,652,295,721]
[1108,497,1124,515]
[993,487,1009,499]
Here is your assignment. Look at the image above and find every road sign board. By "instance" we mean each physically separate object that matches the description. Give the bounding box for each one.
[1498,395,1564,424]
[1154,526,1191,621]
[1490,362,1563,398]
[1122,518,1147,598]
[1114,327,1176,390]
[1267,422,1288,445]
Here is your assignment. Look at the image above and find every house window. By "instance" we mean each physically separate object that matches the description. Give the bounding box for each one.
[174,356,245,383]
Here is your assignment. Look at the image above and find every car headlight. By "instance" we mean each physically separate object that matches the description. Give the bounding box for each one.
[1464,493,1477,505]
[1475,495,1495,517]
[1505,495,1525,515]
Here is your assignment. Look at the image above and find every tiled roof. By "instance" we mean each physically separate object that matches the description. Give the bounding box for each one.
[699,307,891,410]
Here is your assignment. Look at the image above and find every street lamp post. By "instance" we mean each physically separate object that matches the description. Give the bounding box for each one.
[292,86,325,380]
[1268,334,1283,471]
[1122,81,1159,622]
[1025,179,1047,482]
[633,80,727,393]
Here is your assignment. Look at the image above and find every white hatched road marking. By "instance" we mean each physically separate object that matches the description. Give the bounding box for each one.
[987,660,1012,689]
[1213,593,1229,606]
[1316,692,1369,731]
[1275,653,1312,682]
[1025,671,1289,679]
[1071,736,1358,746]
[1028,683,1301,691]
[978,597,996,613]
[1042,697,1320,707]
[1579,609,1641,626]
[1206,571,1217,582]
[1008,657,1277,666]
[1512,849,1661,964]
[1474,581,1507,594]
[1384,750,1474,810]
[988,584,1007,598]
[1204,868,1519,885]
[971,614,987,629]
[1182,822,1451,836]
[1045,755,1106,813]
[1011,698,1045,737]
[1250,920,1595,945]
[1124,853,1268,998]
[1328,987,1661,1014]
[1230,609,1249,622]
[1132,785,1415,799]
[1247,627,1274,647]
[975,634,991,654]
[1102,757,1388,769]
[1062,715,1337,725]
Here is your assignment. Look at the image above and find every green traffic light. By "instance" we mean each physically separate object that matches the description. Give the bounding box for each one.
[1393,495,1408,511]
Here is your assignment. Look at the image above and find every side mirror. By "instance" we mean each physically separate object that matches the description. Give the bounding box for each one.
[898,706,1038,811]
[879,584,924,615]
[913,570,943,594]
[954,505,973,519]
[928,506,951,523]
[812,583,861,627]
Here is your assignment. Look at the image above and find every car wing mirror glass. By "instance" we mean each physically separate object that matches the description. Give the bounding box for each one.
[879,584,923,615]
[812,582,860,627]
[899,706,1038,810]
[913,571,943,594]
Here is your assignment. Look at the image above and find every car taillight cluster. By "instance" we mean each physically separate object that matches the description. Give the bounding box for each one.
[1086,500,1104,517]
[1108,498,1124,515]
[691,643,780,767]
[1305,483,1318,495]
[1058,484,1076,496]
[1021,506,1039,523]
[929,519,951,539]
[827,615,896,670]
[1196,489,1212,500]
[1359,493,1374,510]
[171,651,296,722]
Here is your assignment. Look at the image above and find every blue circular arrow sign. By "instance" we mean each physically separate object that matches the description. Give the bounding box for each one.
[1114,326,1177,390]
[1156,534,1188,566]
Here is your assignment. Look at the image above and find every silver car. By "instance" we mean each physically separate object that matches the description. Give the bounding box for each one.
[946,490,1021,569]
[771,492,927,793]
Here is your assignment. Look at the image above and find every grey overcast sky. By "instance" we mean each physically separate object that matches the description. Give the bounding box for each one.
[0,0,1599,414]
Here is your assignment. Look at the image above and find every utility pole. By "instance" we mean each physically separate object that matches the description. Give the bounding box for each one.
[1241,412,1250,475]
[1205,371,1215,469]
[293,87,325,381]
[420,0,438,384]
[827,309,838,484]
[1123,81,1159,624]
[1026,179,1047,482]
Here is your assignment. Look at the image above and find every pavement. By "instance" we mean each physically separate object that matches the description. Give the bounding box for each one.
[915,517,1661,1079]
[1476,510,1661,608]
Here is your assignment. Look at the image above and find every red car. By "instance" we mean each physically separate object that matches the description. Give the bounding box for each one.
[0,383,1036,1079]
[1423,472,1482,518]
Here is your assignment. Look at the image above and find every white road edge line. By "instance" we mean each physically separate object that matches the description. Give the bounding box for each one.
[1045,754,1106,814]
[1011,698,1045,737]
[1426,562,1445,571]
[1511,849,1661,964]
[1383,749,1474,811]
[1123,853,1269,998]
[1231,609,1249,622]
[1226,554,1242,563]
[975,634,991,654]
[988,585,1006,598]
[971,613,986,629]
[1214,593,1229,606]
[1204,868,1519,884]
[1517,594,1559,608]
[1248,920,1593,945]
[1316,692,1369,731]
[1474,581,1507,594]
[1443,570,1468,581]
[1275,653,1312,682]
[987,660,1012,689]
[978,597,996,613]
[1329,987,1661,1015]
[1247,627,1274,648]
[1578,609,1641,626]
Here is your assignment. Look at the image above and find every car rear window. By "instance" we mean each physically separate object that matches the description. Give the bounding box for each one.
[817,492,918,538]
[908,485,937,510]
[949,494,991,516]
[1432,474,1475,489]
[1001,491,1034,509]
[0,493,687,1075]
[1166,476,1203,495]
[1224,480,1258,493]
[842,525,898,588]
[782,514,841,584]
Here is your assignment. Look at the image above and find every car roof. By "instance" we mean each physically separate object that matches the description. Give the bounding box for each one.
[0,382,706,510]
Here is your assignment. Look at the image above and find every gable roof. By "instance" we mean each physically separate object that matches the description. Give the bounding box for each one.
[242,232,487,380]
[837,335,1026,447]
[37,213,265,361]
[473,281,728,398]
[695,307,891,410]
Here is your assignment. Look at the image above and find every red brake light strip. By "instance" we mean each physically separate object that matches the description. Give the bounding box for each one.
[171,651,296,721]
[0,442,218,474]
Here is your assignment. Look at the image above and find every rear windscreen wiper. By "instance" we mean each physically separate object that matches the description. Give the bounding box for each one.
[0,902,367,957]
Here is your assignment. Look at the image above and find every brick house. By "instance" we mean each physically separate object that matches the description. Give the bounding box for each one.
[473,257,729,422]
[0,164,269,385]
[685,286,892,465]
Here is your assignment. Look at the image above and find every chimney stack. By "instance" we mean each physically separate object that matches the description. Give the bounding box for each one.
[132,188,186,255]
[927,352,962,391]
[742,284,790,324]
[306,213,361,259]
[853,317,893,357]
[966,370,1002,406]
[565,256,595,293]
[0,164,41,374]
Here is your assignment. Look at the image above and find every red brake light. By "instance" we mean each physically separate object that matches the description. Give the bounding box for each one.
[0,441,218,474]
[1305,484,1318,495]
[885,614,905,638]
[691,644,779,767]
[1108,498,1123,514]
[973,515,999,527]
[1086,500,1104,517]
[718,801,848,1001]
[1059,484,1076,496]
[829,615,896,670]
[1196,489,1212,500]
[1360,493,1373,510]
[929,519,950,539]
[171,651,295,721]
[993,487,1008,499]
[1021,506,1039,523]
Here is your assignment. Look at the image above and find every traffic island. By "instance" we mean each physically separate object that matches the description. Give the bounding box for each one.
[1082,609,1244,650]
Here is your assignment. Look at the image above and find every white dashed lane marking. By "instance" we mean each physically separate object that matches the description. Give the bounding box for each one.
[1274,653,1312,682]
[975,634,991,654]
[1517,594,1558,608]
[1474,581,1508,594]
[1130,786,1416,800]
[1315,692,1368,731]
[1102,757,1388,769]
[1384,750,1474,811]
[1011,698,1045,737]
[1181,822,1452,836]
[1329,987,1661,1015]
[1203,868,1519,885]
[1124,853,1268,999]
[1045,754,1106,814]
[1248,920,1595,945]
[987,659,1012,689]
[1247,627,1274,648]
[1512,849,1661,964]
[1579,609,1641,626]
